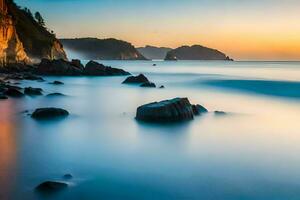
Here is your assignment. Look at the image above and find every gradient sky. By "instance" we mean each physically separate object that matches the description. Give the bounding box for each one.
[15,0,300,60]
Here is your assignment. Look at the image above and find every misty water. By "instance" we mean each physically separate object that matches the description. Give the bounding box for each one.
[1,61,300,200]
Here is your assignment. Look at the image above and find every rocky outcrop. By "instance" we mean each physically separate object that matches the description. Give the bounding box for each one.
[0,0,67,66]
[31,107,69,119]
[165,45,233,61]
[122,74,149,84]
[60,38,146,60]
[137,45,172,60]
[136,98,208,122]
[84,60,130,76]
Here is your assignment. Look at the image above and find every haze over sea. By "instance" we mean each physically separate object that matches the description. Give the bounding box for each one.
[0,60,300,199]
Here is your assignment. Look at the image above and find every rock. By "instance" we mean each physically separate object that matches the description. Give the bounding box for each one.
[84,60,130,76]
[46,93,65,97]
[122,74,149,84]
[36,59,83,76]
[50,81,64,85]
[71,59,84,69]
[22,73,44,81]
[159,85,165,89]
[136,98,195,122]
[4,88,24,97]
[35,181,68,193]
[31,108,69,119]
[214,111,227,115]
[63,174,73,179]
[140,82,156,88]
[0,95,8,100]
[192,104,208,115]
[153,64,157,66]
[24,87,43,96]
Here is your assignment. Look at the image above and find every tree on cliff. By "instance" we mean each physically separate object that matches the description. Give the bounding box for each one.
[34,12,45,27]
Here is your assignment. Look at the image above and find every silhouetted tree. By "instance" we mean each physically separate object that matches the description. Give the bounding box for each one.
[34,12,45,27]
[23,7,33,19]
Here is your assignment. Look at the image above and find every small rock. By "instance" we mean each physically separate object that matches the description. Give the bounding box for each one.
[4,88,24,98]
[46,93,65,97]
[63,174,73,179]
[140,82,156,88]
[0,95,8,100]
[50,81,64,85]
[24,87,43,96]
[122,74,149,84]
[153,64,157,66]
[192,104,208,115]
[31,108,69,119]
[35,181,68,193]
[159,85,165,89]
[214,111,226,115]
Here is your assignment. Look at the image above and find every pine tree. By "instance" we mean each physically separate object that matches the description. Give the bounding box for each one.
[34,11,45,27]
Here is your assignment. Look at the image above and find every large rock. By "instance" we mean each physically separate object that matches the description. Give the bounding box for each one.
[31,108,69,119]
[4,88,24,97]
[84,60,130,76]
[122,74,149,84]
[36,59,83,76]
[136,98,195,122]
[35,181,68,193]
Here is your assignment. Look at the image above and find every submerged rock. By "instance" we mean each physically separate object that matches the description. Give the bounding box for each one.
[4,88,24,97]
[46,93,65,97]
[35,181,68,193]
[122,74,149,84]
[31,108,69,119]
[140,82,156,88]
[136,98,195,122]
[24,87,43,96]
[50,81,64,85]
[84,60,130,76]
[63,174,73,179]
[192,104,208,115]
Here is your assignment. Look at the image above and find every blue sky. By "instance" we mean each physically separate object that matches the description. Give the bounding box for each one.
[15,0,300,60]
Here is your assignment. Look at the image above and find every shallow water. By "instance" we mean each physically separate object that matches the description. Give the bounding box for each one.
[1,61,300,200]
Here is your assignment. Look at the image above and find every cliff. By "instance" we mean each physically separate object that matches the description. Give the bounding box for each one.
[165,45,233,61]
[60,38,146,60]
[137,45,172,60]
[0,0,66,66]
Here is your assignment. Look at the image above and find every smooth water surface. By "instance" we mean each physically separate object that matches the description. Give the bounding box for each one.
[1,61,300,200]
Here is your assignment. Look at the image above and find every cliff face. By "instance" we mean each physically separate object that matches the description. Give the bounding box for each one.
[165,45,233,61]
[60,38,146,60]
[0,0,67,66]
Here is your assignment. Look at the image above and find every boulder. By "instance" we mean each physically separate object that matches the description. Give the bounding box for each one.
[4,88,24,97]
[140,82,156,88]
[192,104,208,115]
[122,74,149,84]
[136,98,195,122]
[84,60,130,76]
[24,87,43,96]
[35,181,68,193]
[31,108,69,119]
[36,59,83,76]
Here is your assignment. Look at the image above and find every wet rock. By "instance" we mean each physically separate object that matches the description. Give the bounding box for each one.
[35,181,68,193]
[136,98,195,122]
[192,104,208,115]
[159,85,165,89]
[50,81,64,85]
[122,74,149,84]
[36,59,83,76]
[0,95,8,100]
[24,87,43,96]
[153,64,157,66]
[31,108,69,119]
[84,60,130,76]
[140,82,156,88]
[71,59,84,69]
[46,93,65,97]
[4,88,24,97]
[22,73,44,81]
[63,174,73,179]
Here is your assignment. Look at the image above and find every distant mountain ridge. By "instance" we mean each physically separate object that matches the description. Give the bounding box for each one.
[165,45,233,61]
[60,38,146,60]
[137,45,172,60]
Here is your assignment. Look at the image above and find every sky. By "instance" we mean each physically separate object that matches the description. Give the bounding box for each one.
[15,0,300,60]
